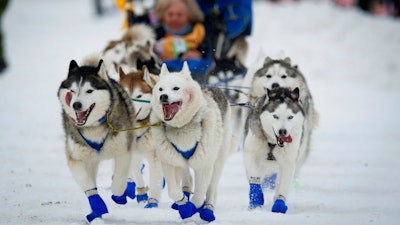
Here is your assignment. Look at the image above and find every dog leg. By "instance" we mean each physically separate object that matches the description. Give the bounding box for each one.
[243,131,267,209]
[144,150,163,208]
[163,163,196,219]
[110,151,131,204]
[67,158,108,222]
[129,150,148,203]
[273,151,295,214]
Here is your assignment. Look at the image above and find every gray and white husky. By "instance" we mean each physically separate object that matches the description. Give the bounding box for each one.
[243,87,305,214]
[241,56,318,170]
[150,62,234,222]
[58,56,136,223]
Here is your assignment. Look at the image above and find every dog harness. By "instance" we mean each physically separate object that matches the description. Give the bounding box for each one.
[77,115,110,152]
[162,122,201,160]
[171,141,199,160]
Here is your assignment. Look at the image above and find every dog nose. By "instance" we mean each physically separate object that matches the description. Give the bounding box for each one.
[271,83,280,89]
[73,102,82,110]
[160,94,168,103]
[278,129,287,136]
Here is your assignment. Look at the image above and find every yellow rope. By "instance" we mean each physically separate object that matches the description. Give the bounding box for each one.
[106,114,161,133]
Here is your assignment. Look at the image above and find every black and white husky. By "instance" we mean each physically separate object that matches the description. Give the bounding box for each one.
[243,87,305,214]
[57,56,136,222]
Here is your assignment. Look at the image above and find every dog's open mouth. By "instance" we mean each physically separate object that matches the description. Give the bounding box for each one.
[75,103,95,126]
[276,134,292,147]
[162,101,182,121]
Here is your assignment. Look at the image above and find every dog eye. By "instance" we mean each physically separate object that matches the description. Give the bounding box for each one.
[281,75,287,79]
[273,115,279,119]
[159,87,163,91]
[136,95,142,98]
[266,74,272,78]
[288,115,293,120]
[70,90,75,93]
[86,90,93,93]
[173,87,180,91]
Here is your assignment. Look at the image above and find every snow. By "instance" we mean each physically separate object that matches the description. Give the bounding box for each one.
[1,0,400,224]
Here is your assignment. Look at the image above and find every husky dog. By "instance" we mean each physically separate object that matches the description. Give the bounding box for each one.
[58,56,136,222]
[102,24,161,75]
[150,62,233,222]
[243,87,304,213]
[118,66,164,208]
[241,56,318,169]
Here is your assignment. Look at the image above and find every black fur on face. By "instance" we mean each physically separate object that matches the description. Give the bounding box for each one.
[60,60,109,90]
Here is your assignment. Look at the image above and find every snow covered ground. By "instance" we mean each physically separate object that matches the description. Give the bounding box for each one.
[1,0,400,224]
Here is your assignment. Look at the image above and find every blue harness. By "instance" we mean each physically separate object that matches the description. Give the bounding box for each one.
[171,141,199,160]
[78,115,109,152]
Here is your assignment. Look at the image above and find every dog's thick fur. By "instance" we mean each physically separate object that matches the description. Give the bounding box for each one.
[118,66,164,208]
[102,24,161,75]
[58,56,136,222]
[240,55,318,171]
[243,87,305,213]
[150,62,233,222]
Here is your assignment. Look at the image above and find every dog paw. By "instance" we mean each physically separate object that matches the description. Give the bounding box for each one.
[111,193,127,205]
[87,194,108,222]
[249,183,264,209]
[271,199,288,214]
[126,181,136,199]
[144,198,159,208]
[177,200,197,219]
[171,191,191,210]
[198,203,215,222]
[136,193,148,203]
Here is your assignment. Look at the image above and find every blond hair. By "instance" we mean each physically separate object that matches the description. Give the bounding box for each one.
[154,0,204,23]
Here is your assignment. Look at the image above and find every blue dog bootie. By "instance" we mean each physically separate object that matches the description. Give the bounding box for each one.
[144,198,159,208]
[248,177,264,209]
[126,180,136,199]
[262,173,277,190]
[85,188,109,222]
[271,195,288,214]
[171,189,191,210]
[174,195,197,219]
[136,186,149,203]
[111,187,129,205]
[197,202,215,222]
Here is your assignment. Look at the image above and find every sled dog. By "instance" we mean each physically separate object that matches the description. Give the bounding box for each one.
[243,87,304,213]
[58,56,136,222]
[150,62,233,222]
[242,56,318,170]
[102,24,161,75]
[118,66,164,208]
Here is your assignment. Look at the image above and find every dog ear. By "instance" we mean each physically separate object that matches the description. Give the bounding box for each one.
[97,59,109,81]
[291,87,300,101]
[254,94,267,112]
[263,57,272,66]
[266,88,276,99]
[69,60,79,73]
[143,65,157,88]
[118,66,126,80]
[159,63,169,78]
[181,61,192,79]
[283,57,291,65]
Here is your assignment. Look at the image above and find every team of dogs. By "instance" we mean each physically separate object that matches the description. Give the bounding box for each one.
[57,25,318,223]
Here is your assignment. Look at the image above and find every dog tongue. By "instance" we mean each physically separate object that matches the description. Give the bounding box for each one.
[162,102,180,121]
[76,110,87,124]
[280,135,292,143]
[65,92,72,107]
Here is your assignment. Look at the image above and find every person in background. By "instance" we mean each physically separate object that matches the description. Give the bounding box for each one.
[153,0,210,82]
[0,0,9,74]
